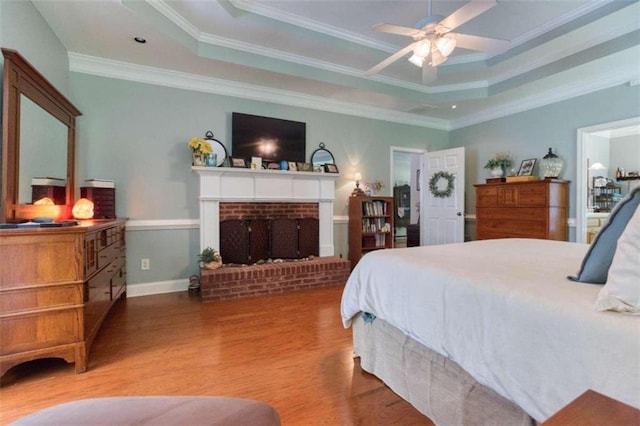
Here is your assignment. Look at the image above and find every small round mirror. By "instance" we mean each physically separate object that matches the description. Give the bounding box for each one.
[311,142,335,167]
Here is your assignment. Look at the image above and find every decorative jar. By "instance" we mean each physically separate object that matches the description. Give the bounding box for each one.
[204,153,217,167]
[540,148,564,178]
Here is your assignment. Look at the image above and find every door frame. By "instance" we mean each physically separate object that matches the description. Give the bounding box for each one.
[576,116,640,243]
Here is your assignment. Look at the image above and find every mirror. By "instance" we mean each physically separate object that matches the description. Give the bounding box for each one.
[311,142,335,167]
[18,96,68,204]
[1,48,81,222]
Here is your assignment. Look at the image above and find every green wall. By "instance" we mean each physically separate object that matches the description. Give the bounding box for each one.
[450,84,640,242]
[69,73,448,286]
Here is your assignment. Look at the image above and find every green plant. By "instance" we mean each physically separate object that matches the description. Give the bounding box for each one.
[197,247,221,264]
[483,152,512,170]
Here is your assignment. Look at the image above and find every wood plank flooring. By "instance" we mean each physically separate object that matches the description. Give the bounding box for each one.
[0,285,432,425]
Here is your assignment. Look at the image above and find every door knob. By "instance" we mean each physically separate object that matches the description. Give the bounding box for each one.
[457,212,462,216]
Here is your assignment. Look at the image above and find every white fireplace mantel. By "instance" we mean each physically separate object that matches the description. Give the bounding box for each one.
[192,167,340,257]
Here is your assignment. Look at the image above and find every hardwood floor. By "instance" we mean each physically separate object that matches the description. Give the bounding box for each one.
[0,285,432,425]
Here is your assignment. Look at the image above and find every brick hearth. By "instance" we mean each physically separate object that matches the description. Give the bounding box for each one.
[200,256,350,302]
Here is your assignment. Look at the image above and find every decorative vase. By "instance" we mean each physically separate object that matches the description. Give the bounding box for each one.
[490,167,504,177]
[540,147,564,178]
[204,153,217,167]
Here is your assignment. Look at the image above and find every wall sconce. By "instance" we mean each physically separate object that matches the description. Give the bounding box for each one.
[351,172,366,197]
[72,198,94,219]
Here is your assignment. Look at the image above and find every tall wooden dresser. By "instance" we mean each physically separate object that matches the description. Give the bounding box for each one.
[0,219,127,377]
[474,179,569,240]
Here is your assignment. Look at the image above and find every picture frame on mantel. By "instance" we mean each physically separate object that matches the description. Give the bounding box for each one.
[231,157,247,168]
[324,164,339,173]
[192,152,204,167]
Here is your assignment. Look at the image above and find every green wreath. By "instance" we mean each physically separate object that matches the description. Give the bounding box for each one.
[428,171,455,198]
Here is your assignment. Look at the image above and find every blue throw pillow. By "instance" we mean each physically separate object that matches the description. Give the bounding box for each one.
[569,186,640,284]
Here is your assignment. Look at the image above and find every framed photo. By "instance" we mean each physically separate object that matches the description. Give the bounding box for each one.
[518,159,536,176]
[324,163,339,173]
[231,157,247,168]
[267,162,280,170]
[297,162,313,172]
[288,161,298,171]
[192,152,204,167]
[251,157,262,170]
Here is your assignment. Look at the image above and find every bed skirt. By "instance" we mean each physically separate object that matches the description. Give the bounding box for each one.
[352,314,536,426]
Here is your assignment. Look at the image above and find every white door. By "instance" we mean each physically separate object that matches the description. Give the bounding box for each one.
[420,147,465,245]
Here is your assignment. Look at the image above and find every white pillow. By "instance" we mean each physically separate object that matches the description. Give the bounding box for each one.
[594,203,640,314]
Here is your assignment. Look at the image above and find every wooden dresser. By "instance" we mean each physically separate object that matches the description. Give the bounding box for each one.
[0,219,127,377]
[474,179,569,240]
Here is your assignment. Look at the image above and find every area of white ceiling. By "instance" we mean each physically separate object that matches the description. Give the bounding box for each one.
[32,0,640,129]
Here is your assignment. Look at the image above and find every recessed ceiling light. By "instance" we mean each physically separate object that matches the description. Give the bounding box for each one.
[134,37,147,44]
[451,105,457,109]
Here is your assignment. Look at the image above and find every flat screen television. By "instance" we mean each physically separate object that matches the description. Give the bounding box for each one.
[232,112,306,163]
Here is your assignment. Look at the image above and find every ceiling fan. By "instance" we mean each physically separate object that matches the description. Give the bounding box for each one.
[365,0,511,83]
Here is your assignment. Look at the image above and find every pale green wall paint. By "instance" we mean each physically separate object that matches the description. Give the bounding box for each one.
[69,73,448,283]
[450,83,640,242]
[127,228,200,285]
[0,0,69,96]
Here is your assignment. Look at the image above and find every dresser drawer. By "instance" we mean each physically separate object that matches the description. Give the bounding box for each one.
[476,207,547,221]
[0,307,82,355]
[476,218,547,238]
[476,186,498,207]
[0,283,83,315]
[518,184,547,206]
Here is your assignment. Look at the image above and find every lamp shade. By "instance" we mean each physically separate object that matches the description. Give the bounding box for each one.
[589,162,607,171]
[354,172,362,181]
[436,34,456,57]
[408,54,424,67]
[430,48,447,66]
[413,39,431,57]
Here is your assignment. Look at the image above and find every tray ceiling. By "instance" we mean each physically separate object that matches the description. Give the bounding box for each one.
[32,0,640,129]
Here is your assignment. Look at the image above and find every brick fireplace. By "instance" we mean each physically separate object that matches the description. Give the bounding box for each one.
[192,167,349,301]
[219,202,319,264]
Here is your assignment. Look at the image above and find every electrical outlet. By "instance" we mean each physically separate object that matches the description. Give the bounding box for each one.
[141,258,150,270]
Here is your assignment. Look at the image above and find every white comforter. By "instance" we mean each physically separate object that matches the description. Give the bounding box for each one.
[341,239,640,422]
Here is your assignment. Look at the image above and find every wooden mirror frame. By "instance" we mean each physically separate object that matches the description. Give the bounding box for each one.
[1,48,82,222]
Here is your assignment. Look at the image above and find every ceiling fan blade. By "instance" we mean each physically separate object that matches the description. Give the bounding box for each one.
[454,33,510,53]
[365,42,417,76]
[422,64,437,84]
[439,0,497,32]
[373,23,424,38]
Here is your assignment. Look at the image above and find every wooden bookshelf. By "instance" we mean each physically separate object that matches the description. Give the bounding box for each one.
[348,196,394,269]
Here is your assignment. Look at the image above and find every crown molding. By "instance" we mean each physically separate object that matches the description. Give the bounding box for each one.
[68,52,450,130]
[451,66,640,129]
[226,0,398,53]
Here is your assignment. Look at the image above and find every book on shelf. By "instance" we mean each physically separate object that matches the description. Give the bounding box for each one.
[362,200,388,217]
[83,179,115,188]
[31,177,66,186]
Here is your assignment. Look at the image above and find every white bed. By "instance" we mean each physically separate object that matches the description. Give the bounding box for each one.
[341,238,640,424]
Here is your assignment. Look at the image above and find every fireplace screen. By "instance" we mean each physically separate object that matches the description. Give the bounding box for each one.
[220,218,319,264]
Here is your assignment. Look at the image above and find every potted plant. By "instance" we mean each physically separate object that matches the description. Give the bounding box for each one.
[484,152,512,177]
[198,246,222,270]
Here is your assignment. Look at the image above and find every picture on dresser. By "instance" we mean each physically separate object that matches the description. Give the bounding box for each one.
[518,159,536,176]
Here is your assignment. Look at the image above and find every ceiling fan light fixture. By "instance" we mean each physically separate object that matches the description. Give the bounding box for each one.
[413,39,431,57]
[429,49,447,67]
[436,34,456,57]
[408,54,425,67]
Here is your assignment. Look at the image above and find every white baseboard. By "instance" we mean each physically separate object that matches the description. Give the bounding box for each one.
[126,278,189,298]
